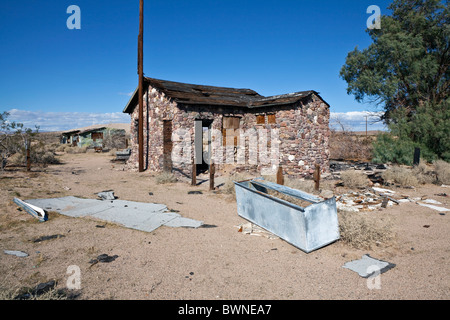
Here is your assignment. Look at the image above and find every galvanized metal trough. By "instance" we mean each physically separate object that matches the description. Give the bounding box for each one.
[234,178,340,253]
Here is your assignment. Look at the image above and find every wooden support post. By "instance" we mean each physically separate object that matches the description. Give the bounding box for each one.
[191,160,197,186]
[26,142,31,172]
[277,166,284,185]
[209,163,215,191]
[314,164,320,191]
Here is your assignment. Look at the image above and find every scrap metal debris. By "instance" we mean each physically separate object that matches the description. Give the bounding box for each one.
[335,187,450,213]
[13,197,47,222]
[97,190,116,200]
[342,254,396,278]
[23,196,203,233]
[417,202,450,212]
[236,222,279,240]
[32,234,65,243]
[89,254,119,265]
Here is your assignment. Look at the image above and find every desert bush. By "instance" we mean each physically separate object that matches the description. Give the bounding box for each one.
[108,148,118,156]
[435,160,450,185]
[329,131,373,161]
[338,211,394,249]
[412,162,436,184]
[65,146,87,154]
[6,145,60,166]
[381,166,418,187]
[55,144,67,152]
[340,170,369,189]
[284,178,316,194]
[222,172,254,197]
[155,171,177,184]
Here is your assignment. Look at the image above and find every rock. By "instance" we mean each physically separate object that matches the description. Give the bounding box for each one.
[320,190,334,199]
[4,250,28,257]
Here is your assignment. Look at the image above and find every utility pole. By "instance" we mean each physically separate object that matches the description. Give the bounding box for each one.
[138,0,144,172]
[365,115,368,138]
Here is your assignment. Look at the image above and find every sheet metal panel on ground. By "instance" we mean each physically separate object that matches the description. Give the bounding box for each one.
[234,179,340,253]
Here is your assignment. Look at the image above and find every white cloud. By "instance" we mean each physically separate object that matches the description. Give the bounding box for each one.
[5,109,386,133]
[118,91,134,97]
[6,109,130,132]
[330,111,386,132]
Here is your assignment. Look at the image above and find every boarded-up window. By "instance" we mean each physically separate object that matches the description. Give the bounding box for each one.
[91,132,103,141]
[223,116,240,146]
[223,116,240,129]
[268,114,276,124]
[256,115,265,124]
[163,120,173,171]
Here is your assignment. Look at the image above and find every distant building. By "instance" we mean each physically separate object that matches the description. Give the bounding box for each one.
[123,77,331,178]
[61,125,128,151]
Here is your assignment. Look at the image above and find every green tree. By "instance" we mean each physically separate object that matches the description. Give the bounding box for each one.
[340,0,449,162]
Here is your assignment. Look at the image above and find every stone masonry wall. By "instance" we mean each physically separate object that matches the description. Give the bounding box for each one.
[126,85,330,179]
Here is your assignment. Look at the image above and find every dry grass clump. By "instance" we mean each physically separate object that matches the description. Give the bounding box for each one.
[382,166,418,187]
[340,170,369,189]
[412,162,436,184]
[222,172,255,197]
[155,171,177,184]
[0,284,70,300]
[338,211,394,249]
[284,178,316,194]
[64,146,87,154]
[435,160,450,185]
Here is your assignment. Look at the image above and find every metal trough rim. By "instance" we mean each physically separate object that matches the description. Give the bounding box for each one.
[234,179,312,212]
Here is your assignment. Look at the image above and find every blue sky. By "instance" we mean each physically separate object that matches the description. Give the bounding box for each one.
[0,0,392,131]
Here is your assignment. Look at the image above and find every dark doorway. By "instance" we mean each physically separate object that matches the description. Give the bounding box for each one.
[194,119,213,175]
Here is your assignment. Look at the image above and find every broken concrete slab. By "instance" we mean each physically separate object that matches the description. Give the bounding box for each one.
[342,254,396,278]
[4,250,29,257]
[24,196,203,233]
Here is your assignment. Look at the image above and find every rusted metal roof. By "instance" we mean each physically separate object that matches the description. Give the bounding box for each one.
[123,77,329,114]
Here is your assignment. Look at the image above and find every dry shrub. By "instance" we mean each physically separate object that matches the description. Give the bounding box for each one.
[108,148,118,156]
[382,166,418,186]
[435,160,450,184]
[55,144,66,152]
[284,178,316,194]
[64,146,87,154]
[76,146,88,154]
[338,211,394,249]
[0,284,69,300]
[155,171,177,184]
[222,172,254,197]
[412,162,436,184]
[329,131,373,161]
[340,170,369,189]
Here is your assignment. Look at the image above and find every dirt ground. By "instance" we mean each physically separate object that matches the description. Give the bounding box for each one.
[0,152,449,300]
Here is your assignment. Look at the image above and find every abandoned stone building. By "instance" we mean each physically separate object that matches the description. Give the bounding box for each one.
[123,77,331,179]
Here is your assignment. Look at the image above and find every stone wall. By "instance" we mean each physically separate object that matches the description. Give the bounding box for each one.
[126,85,330,179]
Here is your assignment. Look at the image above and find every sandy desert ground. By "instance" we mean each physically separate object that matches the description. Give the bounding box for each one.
[0,151,449,300]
